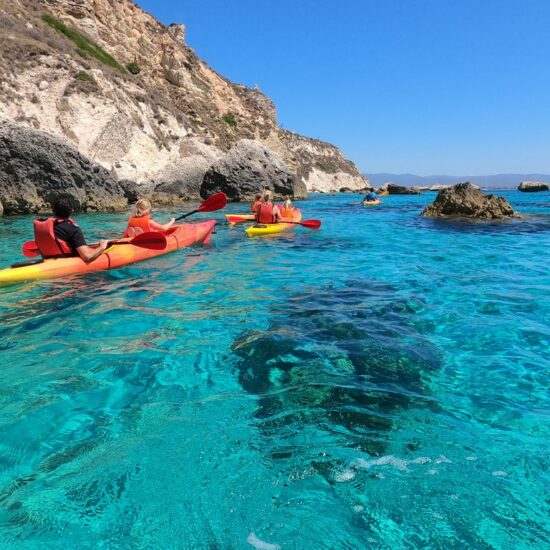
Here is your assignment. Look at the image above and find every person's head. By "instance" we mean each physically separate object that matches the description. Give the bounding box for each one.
[255,193,262,202]
[262,191,272,203]
[283,198,292,208]
[134,198,152,217]
[52,195,74,219]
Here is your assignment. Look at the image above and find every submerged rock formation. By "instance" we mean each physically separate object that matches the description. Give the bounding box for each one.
[518,181,549,192]
[421,182,515,219]
[200,140,307,201]
[0,0,368,210]
[0,120,127,215]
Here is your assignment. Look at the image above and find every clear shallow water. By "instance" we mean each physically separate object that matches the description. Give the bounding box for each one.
[0,191,548,548]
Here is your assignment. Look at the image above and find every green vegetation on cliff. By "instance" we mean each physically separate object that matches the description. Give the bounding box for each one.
[42,14,126,73]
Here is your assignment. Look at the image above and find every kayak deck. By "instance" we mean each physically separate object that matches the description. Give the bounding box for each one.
[0,220,216,285]
[245,209,302,237]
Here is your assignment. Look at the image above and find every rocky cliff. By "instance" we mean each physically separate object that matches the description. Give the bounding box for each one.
[0,0,367,210]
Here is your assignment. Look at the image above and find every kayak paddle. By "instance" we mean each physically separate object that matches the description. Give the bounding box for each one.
[107,231,167,250]
[175,192,227,221]
[229,216,321,229]
[21,231,167,258]
[281,219,321,229]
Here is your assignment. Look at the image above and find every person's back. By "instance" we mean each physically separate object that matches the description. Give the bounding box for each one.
[364,191,378,202]
[256,192,281,224]
[280,198,294,218]
[124,198,175,237]
[33,195,108,262]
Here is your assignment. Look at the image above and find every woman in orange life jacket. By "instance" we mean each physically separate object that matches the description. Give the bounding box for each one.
[279,198,295,219]
[251,193,262,213]
[123,198,175,238]
[33,195,109,262]
[255,191,282,224]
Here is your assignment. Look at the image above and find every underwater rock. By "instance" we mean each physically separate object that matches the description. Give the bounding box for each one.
[421,182,515,219]
[231,279,441,457]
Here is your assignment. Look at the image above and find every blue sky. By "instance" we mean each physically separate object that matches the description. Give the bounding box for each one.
[138,0,550,175]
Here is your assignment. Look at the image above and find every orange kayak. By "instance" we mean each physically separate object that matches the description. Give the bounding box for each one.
[0,220,216,285]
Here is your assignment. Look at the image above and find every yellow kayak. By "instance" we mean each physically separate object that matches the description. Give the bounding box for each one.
[245,223,292,237]
[363,199,381,206]
[245,209,302,237]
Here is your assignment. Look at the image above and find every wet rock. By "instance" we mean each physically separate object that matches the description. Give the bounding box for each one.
[0,120,127,215]
[518,180,549,192]
[421,182,516,219]
[387,183,420,195]
[118,179,141,203]
[201,139,307,201]
[154,149,220,200]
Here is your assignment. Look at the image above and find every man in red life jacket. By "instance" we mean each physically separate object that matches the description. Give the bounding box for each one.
[255,191,282,224]
[34,195,108,262]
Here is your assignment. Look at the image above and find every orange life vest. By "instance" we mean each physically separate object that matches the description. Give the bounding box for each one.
[257,203,275,224]
[124,214,151,238]
[33,217,75,258]
[280,206,294,218]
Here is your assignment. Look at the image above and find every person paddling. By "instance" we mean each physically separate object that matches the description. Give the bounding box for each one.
[33,195,109,262]
[124,198,175,238]
[363,191,380,202]
[255,191,281,224]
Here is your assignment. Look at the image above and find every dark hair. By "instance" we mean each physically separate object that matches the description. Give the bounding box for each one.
[255,193,262,200]
[52,195,74,219]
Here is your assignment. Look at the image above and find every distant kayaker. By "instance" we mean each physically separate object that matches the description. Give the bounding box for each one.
[124,198,175,237]
[280,198,294,218]
[251,193,262,213]
[33,195,109,262]
[255,191,281,224]
[363,191,379,202]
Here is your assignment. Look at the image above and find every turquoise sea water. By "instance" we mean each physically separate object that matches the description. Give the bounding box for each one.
[0,191,548,549]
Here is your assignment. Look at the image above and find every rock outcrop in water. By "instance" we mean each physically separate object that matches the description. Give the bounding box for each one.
[200,140,307,201]
[421,182,516,219]
[0,0,368,211]
[518,180,549,192]
[0,119,127,215]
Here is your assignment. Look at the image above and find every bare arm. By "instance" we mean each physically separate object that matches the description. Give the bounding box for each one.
[76,240,109,263]
[149,218,176,231]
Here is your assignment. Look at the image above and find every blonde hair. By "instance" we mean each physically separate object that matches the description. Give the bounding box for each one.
[262,190,272,202]
[134,198,152,217]
[283,198,292,209]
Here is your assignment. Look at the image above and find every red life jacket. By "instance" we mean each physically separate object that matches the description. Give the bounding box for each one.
[257,203,275,224]
[33,217,75,258]
[251,200,262,213]
[124,215,151,237]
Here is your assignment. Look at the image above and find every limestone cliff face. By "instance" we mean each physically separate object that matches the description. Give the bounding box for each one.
[0,0,367,197]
